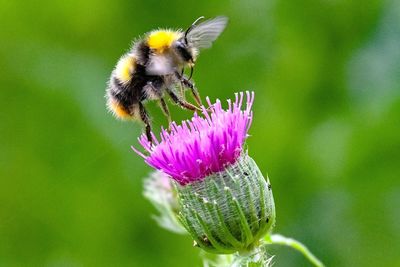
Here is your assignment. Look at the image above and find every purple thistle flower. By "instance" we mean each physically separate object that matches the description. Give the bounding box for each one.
[134,91,275,254]
[133,91,255,185]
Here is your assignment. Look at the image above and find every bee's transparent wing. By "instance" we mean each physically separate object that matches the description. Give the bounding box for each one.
[187,16,228,49]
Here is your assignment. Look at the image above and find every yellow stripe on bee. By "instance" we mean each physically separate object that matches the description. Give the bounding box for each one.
[108,100,132,119]
[147,30,181,53]
[115,54,135,83]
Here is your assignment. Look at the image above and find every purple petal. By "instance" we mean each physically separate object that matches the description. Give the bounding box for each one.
[133,91,255,185]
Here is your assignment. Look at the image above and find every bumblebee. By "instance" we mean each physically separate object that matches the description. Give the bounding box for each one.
[106,16,228,142]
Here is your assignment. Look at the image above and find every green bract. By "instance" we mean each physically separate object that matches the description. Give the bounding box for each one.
[176,154,275,254]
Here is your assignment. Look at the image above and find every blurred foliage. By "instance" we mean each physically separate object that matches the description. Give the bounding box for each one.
[0,0,399,266]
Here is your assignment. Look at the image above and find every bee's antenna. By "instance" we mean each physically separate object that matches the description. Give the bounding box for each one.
[184,16,205,44]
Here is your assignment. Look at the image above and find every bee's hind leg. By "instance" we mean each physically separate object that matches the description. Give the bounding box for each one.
[166,87,201,112]
[138,102,152,144]
[146,82,173,126]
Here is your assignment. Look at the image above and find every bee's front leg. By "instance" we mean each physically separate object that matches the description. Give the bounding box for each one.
[166,87,201,112]
[174,71,202,106]
[179,68,186,100]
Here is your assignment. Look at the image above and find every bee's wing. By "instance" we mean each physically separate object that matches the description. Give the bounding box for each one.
[187,16,228,49]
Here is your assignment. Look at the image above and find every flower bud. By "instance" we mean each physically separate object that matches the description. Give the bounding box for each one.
[176,153,275,254]
[143,171,186,234]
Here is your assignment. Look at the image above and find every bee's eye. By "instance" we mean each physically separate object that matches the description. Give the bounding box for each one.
[175,41,193,62]
[176,42,186,49]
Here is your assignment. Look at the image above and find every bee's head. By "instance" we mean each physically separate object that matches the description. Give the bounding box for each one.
[173,40,196,66]
[173,17,205,66]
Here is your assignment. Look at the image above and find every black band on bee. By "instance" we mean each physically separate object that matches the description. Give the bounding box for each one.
[136,40,151,65]
[110,77,135,108]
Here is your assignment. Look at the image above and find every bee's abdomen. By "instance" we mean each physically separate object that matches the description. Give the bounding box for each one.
[114,53,136,84]
[106,53,140,120]
[106,40,165,120]
[107,98,135,119]
[106,78,138,120]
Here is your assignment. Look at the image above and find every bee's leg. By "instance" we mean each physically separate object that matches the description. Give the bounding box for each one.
[138,102,152,144]
[184,79,202,106]
[179,68,186,99]
[159,98,172,125]
[190,84,202,106]
[145,82,173,125]
[166,88,201,111]
[188,65,194,80]
[175,71,202,106]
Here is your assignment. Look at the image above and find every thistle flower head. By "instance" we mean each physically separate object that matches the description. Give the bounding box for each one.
[134,91,254,185]
[134,91,275,255]
[137,91,322,264]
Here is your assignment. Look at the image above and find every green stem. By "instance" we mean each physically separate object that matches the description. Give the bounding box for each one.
[265,234,325,267]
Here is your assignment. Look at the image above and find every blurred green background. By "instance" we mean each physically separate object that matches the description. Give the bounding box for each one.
[1,0,399,266]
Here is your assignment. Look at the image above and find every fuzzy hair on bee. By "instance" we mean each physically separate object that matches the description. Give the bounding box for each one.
[106,16,228,143]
